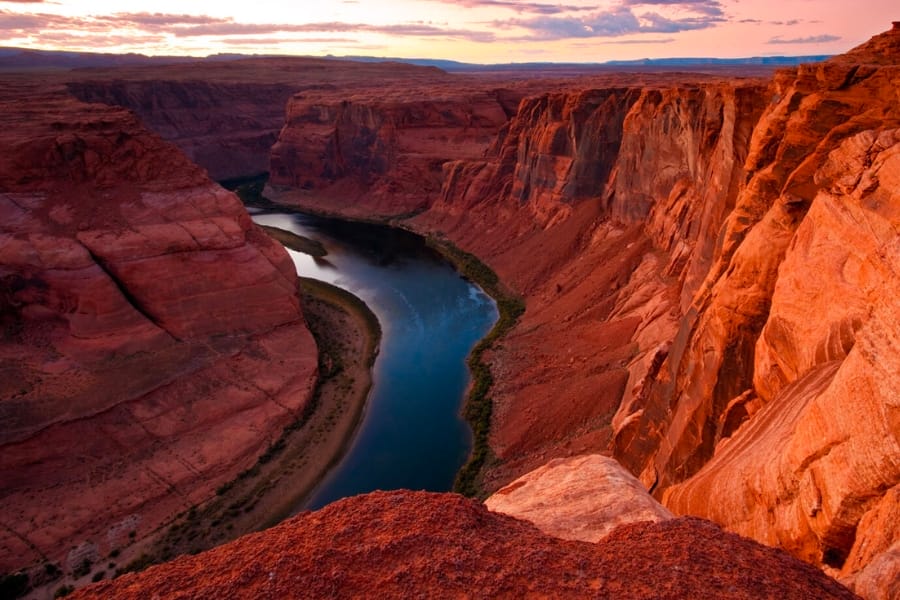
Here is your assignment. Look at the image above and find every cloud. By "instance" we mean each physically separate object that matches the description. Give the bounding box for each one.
[0,10,495,43]
[740,17,821,26]
[507,8,638,38]
[176,20,494,43]
[0,2,725,51]
[602,37,676,44]
[573,36,675,46]
[501,4,723,40]
[638,11,721,32]
[208,36,359,45]
[767,34,840,44]
[34,31,166,46]
[429,0,591,15]
[621,0,724,18]
[105,13,224,28]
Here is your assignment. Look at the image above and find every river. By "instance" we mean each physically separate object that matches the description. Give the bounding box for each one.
[250,209,498,510]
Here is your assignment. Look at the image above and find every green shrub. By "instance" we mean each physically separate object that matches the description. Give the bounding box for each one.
[0,571,29,599]
[72,559,92,579]
[426,239,525,498]
[116,553,156,577]
[44,563,62,579]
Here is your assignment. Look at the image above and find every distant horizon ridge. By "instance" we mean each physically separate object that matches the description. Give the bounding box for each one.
[0,45,831,72]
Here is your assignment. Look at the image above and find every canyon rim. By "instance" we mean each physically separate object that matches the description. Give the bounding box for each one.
[1,18,899,600]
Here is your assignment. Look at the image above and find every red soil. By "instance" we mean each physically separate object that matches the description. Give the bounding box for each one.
[72,491,859,600]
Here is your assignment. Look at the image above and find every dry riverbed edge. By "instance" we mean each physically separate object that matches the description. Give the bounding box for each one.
[97,274,380,586]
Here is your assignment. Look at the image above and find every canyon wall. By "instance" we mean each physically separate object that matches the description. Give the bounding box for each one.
[267,26,900,595]
[65,57,468,183]
[67,78,297,181]
[421,79,770,491]
[0,80,317,574]
[268,87,518,216]
[625,33,900,587]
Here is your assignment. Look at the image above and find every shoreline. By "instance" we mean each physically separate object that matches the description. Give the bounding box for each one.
[257,183,524,499]
[258,224,327,257]
[117,273,381,574]
[423,239,524,499]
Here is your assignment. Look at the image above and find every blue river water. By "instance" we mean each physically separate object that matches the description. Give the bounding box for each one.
[250,210,497,510]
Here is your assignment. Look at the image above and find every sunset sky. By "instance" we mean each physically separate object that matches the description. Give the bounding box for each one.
[0,0,894,63]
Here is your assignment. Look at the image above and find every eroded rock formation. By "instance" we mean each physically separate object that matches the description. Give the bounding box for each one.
[627,32,900,590]
[71,490,857,600]
[65,58,463,182]
[485,454,672,543]
[269,87,515,215]
[0,79,317,573]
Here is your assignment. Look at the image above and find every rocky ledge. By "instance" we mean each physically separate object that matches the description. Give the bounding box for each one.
[72,490,858,600]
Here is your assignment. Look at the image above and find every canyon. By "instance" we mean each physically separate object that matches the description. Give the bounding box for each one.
[1,22,898,600]
[264,24,900,598]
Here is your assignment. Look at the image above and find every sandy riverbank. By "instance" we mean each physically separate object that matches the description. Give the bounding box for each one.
[112,275,380,575]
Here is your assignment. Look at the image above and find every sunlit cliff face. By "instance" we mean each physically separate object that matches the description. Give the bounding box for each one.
[2,0,896,61]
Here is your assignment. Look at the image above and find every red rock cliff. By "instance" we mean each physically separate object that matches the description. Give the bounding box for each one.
[0,79,317,574]
[269,85,521,216]
[66,78,297,181]
[638,32,900,588]
[65,58,465,182]
[417,79,768,494]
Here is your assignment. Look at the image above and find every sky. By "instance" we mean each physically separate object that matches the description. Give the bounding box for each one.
[0,0,895,63]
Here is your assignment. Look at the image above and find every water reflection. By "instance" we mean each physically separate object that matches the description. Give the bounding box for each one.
[251,211,498,510]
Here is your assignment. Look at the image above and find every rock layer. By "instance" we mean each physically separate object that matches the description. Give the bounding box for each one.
[66,58,464,182]
[270,88,513,215]
[485,454,672,543]
[71,490,858,600]
[0,79,317,573]
[660,126,900,572]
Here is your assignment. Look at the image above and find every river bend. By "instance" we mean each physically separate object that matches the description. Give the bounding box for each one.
[250,210,498,510]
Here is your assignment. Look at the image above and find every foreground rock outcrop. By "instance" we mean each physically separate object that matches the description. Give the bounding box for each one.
[0,78,317,575]
[485,454,672,543]
[72,490,858,599]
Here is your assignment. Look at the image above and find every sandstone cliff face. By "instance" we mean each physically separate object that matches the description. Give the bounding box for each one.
[415,79,768,490]
[67,78,297,181]
[612,32,900,588]
[658,123,900,579]
[269,88,516,216]
[0,80,317,573]
[71,490,858,600]
[65,57,463,183]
